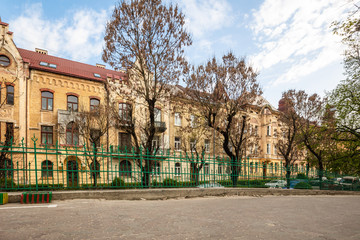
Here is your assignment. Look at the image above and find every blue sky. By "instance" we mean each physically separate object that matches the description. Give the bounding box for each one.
[0,0,356,106]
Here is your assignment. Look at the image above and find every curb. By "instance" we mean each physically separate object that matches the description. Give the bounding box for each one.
[6,188,360,203]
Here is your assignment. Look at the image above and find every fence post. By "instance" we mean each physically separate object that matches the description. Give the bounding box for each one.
[247,157,250,188]
[32,136,39,192]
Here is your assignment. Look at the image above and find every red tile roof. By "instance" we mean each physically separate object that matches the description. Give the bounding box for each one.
[18,48,127,82]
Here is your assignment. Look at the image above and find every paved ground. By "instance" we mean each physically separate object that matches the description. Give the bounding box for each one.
[1,195,360,240]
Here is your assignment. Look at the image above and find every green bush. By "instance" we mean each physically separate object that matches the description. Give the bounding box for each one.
[294,182,312,189]
[151,180,161,187]
[296,173,308,179]
[163,178,178,187]
[0,178,15,189]
[111,177,125,187]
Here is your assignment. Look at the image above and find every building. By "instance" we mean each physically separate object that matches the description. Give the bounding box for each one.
[0,20,306,188]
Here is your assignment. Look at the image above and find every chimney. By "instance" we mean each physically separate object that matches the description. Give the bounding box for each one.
[96,63,105,69]
[35,48,48,55]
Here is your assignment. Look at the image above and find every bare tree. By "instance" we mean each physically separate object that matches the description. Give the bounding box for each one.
[176,110,212,185]
[276,90,305,187]
[184,52,262,186]
[73,105,112,186]
[103,0,191,187]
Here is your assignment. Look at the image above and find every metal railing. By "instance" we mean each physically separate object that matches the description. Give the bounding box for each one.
[0,138,357,191]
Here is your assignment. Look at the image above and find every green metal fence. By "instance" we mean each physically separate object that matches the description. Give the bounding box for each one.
[0,138,358,191]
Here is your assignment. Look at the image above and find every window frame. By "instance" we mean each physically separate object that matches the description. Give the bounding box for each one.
[119,103,132,122]
[66,122,79,145]
[0,55,11,67]
[175,162,181,176]
[119,160,132,177]
[6,85,14,105]
[174,112,181,126]
[41,160,53,178]
[90,98,100,111]
[174,137,181,151]
[41,91,54,111]
[41,125,53,145]
[267,143,271,154]
[67,95,78,112]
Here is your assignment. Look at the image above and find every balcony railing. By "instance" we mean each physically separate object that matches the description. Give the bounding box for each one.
[155,121,166,133]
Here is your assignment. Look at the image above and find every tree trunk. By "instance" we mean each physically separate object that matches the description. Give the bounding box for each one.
[286,168,291,189]
[231,158,239,187]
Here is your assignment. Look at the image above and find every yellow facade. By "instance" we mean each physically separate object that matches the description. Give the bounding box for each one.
[0,21,308,187]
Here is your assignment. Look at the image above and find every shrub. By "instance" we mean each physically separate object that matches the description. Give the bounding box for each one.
[151,180,161,187]
[296,173,308,179]
[0,178,15,189]
[294,182,312,189]
[111,177,125,187]
[163,178,178,187]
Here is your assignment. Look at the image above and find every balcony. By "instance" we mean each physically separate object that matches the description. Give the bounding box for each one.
[155,121,166,133]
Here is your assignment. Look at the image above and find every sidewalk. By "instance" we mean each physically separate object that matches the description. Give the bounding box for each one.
[6,187,360,203]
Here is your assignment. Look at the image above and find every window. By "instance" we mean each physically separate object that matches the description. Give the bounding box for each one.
[174,137,181,151]
[118,132,132,151]
[274,128,277,137]
[119,103,132,122]
[119,160,132,177]
[90,98,100,111]
[175,163,181,176]
[254,126,258,136]
[41,126,53,145]
[270,163,274,173]
[204,139,210,153]
[152,136,160,151]
[94,73,101,78]
[41,91,53,110]
[39,61,57,69]
[255,162,258,173]
[250,162,254,174]
[0,55,10,67]
[218,164,223,174]
[6,122,14,141]
[267,143,271,154]
[154,108,161,122]
[67,95,78,112]
[153,162,160,176]
[267,126,271,136]
[41,160,53,178]
[204,163,209,174]
[190,114,196,128]
[190,139,196,151]
[254,145,258,154]
[274,144,277,155]
[6,85,14,105]
[66,122,79,145]
[275,163,278,173]
[174,112,181,126]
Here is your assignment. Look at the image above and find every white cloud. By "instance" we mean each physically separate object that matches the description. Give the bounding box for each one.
[249,0,353,86]
[179,0,234,38]
[10,3,108,63]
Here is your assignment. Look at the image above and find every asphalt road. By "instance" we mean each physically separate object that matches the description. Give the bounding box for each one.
[1,195,360,240]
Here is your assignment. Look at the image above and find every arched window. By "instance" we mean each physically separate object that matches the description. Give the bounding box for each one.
[41,160,53,178]
[119,160,132,177]
[67,95,78,112]
[90,98,100,111]
[250,162,254,174]
[175,162,181,176]
[66,122,79,145]
[41,91,53,110]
